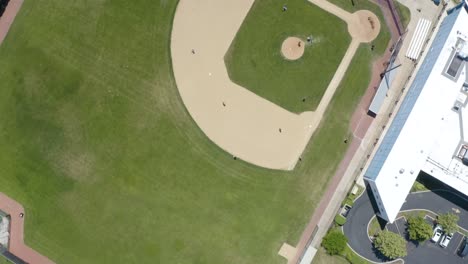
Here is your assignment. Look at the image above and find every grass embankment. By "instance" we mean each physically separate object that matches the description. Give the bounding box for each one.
[395,1,411,29]
[368,216,382,237]
[0,0,388,263]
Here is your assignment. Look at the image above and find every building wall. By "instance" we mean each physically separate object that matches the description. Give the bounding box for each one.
[365,180,390,221]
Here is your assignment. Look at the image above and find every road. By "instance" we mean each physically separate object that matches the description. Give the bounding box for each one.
[343,189,468,263]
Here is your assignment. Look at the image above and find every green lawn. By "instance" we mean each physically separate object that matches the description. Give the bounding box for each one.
[0,0,388,263]
[368,216,382,237]
[394,1,411,29]
[312,247,349,264]
[225,0,350,113]
[342,246,373,264]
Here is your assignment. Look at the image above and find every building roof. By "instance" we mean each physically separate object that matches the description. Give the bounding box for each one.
[364,4,468,223]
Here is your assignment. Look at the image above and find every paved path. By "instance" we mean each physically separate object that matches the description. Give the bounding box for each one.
[343,190,468,263]
[344,190,381,262]
[0,193,54,264]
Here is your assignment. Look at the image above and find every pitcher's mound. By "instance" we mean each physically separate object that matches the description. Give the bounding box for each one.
[281,37,305,60]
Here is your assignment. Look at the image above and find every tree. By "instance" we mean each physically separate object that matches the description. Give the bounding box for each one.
[373,230,407,259]
[437,213,459,234]
[407,216,433,242]
[322,230,348,255]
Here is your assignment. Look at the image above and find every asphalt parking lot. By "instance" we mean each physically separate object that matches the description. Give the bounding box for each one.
[386,216,467,264]
[344,189,468,263]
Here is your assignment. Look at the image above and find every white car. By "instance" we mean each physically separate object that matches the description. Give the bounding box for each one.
[440,233,453,248]
[431,225,443,242]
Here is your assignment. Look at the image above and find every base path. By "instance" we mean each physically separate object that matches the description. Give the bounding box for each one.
[0,193,54,264]
[171,0,379,170]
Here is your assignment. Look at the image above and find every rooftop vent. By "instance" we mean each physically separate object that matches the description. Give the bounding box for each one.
[458,145,468,165]
[460,42,468,59]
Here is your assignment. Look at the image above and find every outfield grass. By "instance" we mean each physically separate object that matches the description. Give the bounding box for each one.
[225,0,350,113]
[0,0,388,263]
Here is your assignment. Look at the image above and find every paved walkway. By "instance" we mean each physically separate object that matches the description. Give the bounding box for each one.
[0,193,54,264]
[343,189,468,263]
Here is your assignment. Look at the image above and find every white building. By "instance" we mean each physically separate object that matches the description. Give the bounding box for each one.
[364,2,468,223]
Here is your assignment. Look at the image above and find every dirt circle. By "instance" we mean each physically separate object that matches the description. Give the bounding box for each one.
[348,10,380,43]
[281,37,305,60]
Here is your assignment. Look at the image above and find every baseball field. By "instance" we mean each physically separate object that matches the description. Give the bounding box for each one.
[0,0,389,263]
[225,0,350,113]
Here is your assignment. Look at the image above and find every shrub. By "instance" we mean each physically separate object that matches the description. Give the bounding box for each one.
[322,230,348,255]
[335,215,347,226]
[342,198,354,207]
[407,215,432,242]
[373,230,407,259]
[437,213,459,234]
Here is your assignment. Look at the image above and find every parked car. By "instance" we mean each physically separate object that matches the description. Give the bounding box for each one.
[439,233,453,248]
[431,225,443,243]
[459,237,468,258]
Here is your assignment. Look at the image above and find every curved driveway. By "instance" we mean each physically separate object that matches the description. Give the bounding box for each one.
[344,190,468,263]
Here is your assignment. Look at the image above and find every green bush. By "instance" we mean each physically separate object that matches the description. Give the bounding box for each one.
[342,198,354,207]
[322,230,348,255]
[373,231,407,259]
[335,215,347,226]
[437,213,459,234]
[407,216,432,242]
